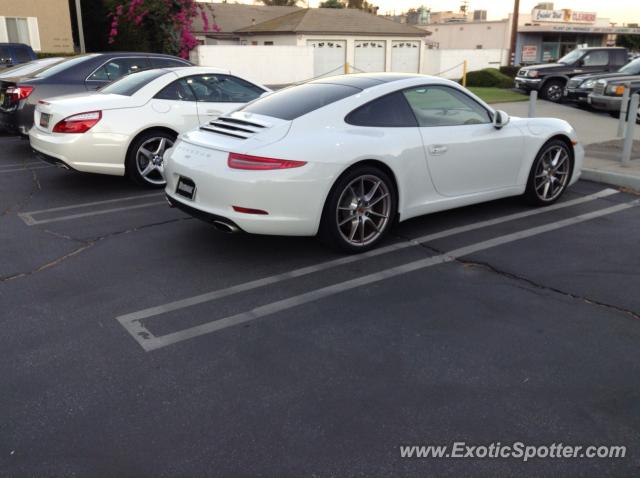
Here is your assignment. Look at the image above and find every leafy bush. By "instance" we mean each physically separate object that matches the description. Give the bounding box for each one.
[37,52,76,59]
[462,68,514,89]
[499,65,520,78]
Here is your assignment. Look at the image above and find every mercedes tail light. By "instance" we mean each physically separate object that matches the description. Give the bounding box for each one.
[228,153,306,170]
[52,111,102,134]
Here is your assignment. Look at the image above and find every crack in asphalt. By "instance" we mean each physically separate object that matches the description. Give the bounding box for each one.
[392,231,640,321]
[1,163,43,217]
[0,216,192,283]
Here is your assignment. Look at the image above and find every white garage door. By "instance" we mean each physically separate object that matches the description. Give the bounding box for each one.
[308,40,346,77]
[354,40,386,73]
[391,41,421,73]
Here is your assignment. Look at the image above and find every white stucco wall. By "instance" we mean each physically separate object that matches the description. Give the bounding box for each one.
[191,45,314,85]
[422,49,510,79]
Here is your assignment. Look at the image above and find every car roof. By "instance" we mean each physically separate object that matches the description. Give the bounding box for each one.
[166,66,231,77]
[311,73,444,90]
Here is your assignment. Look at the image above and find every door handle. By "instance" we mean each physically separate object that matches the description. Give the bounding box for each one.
[428,145,448,156]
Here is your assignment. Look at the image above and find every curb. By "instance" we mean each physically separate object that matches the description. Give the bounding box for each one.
[581,168,640,192]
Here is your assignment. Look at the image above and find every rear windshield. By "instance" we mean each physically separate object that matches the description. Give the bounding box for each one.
[100,69,167,96]
[33,55,98,78]
[239,83,361,120]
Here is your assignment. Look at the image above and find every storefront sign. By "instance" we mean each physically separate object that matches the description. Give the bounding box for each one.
[532,9,597,24]
[522,45,538,62]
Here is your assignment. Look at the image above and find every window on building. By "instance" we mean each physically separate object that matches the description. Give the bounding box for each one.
[5,18,30,45]
[264,41,274,46]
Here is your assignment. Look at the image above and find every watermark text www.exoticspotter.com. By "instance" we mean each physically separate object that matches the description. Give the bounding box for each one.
[400,442,626,462]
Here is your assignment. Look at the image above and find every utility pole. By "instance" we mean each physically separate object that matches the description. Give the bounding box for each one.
[508,0,520,66]
[74,0,86,53]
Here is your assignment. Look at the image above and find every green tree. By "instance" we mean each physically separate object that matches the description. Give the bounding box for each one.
[319,0,345,7]
[346,0,378,13]
[616,34,640,51]
[260,0,301,5]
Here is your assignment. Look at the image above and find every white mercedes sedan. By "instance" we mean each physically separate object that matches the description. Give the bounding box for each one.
[164,73,583,252]
[29,67,268,187]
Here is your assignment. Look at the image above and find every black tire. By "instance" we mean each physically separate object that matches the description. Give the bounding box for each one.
[524,139,573,206]
[126,129,176,188]
[541,79,565,103]
[318,165,397,253]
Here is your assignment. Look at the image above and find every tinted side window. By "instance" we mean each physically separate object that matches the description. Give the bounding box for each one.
[154,79,196,101]
[403,86,491,127]
[186,74,264,103]
[88,57,151,81]
[583,51,609,67]
[150,57,189,68]
[345,92,417,127]
[240,83,360,120]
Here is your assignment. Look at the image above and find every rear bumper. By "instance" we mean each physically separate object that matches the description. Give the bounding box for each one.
[588,94,622,112]
[163,140,338,237]
[29,127,129,176]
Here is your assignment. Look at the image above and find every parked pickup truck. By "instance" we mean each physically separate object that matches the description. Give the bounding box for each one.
[589,76,640,121]
[564,58,640,104]
[515,47,628,102]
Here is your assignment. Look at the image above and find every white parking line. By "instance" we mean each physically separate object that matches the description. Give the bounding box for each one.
[0,161,42,169]
[0,165,51,174]
[117,188,618,325]
[18,193,164,226]
[117,190,631,352]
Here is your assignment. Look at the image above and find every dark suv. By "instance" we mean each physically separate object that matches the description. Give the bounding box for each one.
[564,58,640,104]
[0,52,191,135]
[0,43,37,69]
[515,47,628,102]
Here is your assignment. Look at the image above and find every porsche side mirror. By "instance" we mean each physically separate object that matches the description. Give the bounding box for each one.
[493,110,510,129]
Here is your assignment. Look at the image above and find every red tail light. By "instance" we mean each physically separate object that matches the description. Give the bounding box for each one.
[52,111,102,134]
[6,85,34,102]
[228,153,306,171]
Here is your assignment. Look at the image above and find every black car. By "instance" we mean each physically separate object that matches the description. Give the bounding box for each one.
[589,76,640,120]
[564,58,640,104]
[0,43,37,69]
[515,47,628,102]
[0,52,191,135]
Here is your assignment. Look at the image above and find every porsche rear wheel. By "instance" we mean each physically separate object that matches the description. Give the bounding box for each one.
[319,166,397,253]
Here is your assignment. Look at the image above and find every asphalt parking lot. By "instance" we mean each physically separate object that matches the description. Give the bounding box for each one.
[2,134,640,476]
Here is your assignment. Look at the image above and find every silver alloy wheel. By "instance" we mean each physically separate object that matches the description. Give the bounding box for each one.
[136,137,173,186]
[546,84,562,102]
[336,174,391,247]
[534,144,570,202]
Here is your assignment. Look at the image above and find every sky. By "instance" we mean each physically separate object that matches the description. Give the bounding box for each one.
[226,0,639,25]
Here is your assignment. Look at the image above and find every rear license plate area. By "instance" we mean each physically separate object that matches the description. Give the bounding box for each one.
[176,176,196,200]
[40,112,51,128]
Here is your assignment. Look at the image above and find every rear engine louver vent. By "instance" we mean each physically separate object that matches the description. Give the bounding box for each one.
[200,117,267,140]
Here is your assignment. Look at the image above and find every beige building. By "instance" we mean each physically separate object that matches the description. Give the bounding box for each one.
[0,0,74,53]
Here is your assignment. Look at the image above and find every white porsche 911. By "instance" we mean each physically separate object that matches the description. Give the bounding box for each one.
[29,67,268,187]
[164,73,583,252]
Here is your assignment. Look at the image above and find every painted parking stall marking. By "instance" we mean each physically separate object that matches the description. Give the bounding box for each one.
[116,189,628,352]
[18,192,165,226]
